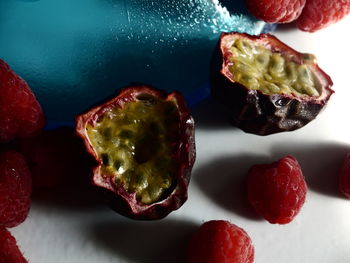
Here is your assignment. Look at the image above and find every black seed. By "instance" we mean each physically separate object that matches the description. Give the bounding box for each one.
[134,137,155,164]
[114,159,123,170]
[275,98,289,107]
[101,153,109,166]
[136,94,157,106]
[119,130,133,139]
[149,122,160,134]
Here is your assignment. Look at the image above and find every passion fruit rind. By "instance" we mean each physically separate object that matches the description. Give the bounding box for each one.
[76,85,195,220]
[212,32,334,135]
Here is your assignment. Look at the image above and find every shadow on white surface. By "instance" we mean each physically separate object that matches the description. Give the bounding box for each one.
[273,21,297,32]
[191,98,238,130]
[32,179,104,212]
[193,153,270,220]
[89,219,197,263]
[271,141,350,198]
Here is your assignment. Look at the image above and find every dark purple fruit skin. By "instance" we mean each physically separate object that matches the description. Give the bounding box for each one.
[76,85,195,220]
[211,32,334,136]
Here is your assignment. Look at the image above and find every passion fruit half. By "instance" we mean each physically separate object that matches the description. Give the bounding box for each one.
[212,32,334,135]
[76,85,195,219]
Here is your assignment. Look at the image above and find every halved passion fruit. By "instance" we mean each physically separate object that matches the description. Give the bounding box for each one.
[76,85,195,219]
[212,32,334,135]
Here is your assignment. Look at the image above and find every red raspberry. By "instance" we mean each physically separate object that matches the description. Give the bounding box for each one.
[19,127,90,189]
[339,153,350,198]
[247,155,307,224]
[0,227,28,263]
[297,0,350,32]
[0,59,45,143]
[246,0,306,23]
[187,220,254,263]
[0,151,32,228]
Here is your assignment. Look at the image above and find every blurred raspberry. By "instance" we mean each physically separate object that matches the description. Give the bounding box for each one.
[247,155,307,224]
[339,153,350,198]
[0,59,45,143]
[19,127,92,189]
[187,220,254,263]
[297,0,350,32]
[0,151,32,228]
[246,0,306,23]
[0,227,28,263]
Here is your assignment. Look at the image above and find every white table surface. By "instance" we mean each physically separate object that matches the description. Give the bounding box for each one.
[11,15,350,263]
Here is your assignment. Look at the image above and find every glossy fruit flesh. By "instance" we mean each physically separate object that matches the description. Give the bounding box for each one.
[86,95,179,204]
[228,37,319,97]
[77,85,195,219]
[212,32,334,135]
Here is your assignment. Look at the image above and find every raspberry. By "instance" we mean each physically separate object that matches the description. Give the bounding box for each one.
[0,151,32,228]
[247,155,307,224]
[19,127,90,189]
[187,220,254,263]
[339,153,350,198]
[0,59,45,143]
[297,0,350,32]
[245,0,306,23]
[0,227,28,263]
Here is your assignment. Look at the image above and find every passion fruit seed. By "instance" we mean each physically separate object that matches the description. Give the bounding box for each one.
[86,95,180,204]
[229,38,320,97]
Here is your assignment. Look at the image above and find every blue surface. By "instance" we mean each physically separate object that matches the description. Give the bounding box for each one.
[0,0,269,122]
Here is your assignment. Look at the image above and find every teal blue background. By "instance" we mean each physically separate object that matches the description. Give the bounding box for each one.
[0,0,269,122]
